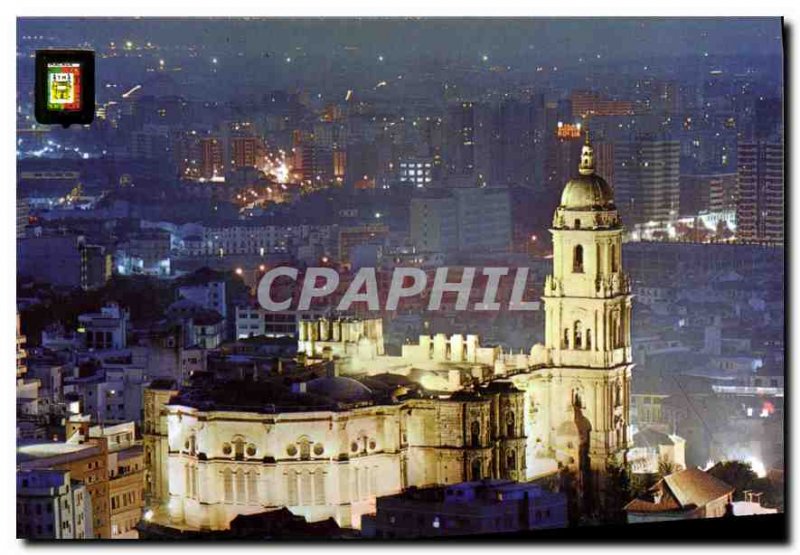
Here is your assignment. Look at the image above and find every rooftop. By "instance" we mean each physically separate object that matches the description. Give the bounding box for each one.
[625,468,734,514]
[17,439,100,464]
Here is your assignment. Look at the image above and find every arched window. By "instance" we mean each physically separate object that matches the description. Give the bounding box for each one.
[298,437,311,461]
[610,313,617,349]
[233,438,246,461]
[563,328,570,349]
[184,464,191,497]
[222,468,234,503]
[286,470,299,506]
[235,470,246,503]
[300,470,312,505]
[597,244,603,273]
[611,243,618,272]
[246,471,258,504]
[506,412,515,438]
[470,421,481,447]
[189,466,197,498]
[573,245,584,273]
[574,219,581,229]
[471,459,482,481]
[313,471,326,506]
[506,449,516,473]
[574,321,583,350]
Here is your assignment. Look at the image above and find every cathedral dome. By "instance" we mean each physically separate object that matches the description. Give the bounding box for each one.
[560,174,614,210]
[559,139,615,210]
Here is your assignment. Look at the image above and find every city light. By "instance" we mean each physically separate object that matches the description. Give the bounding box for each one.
[14,16,785,543]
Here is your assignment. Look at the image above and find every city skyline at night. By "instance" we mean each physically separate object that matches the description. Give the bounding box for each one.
[15,16,785,542]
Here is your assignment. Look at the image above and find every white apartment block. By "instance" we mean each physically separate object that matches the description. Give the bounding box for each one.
[17,469,93,539]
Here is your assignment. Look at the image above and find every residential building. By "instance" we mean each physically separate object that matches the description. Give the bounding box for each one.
[178,280,227,323]
[623,468,734,523]
[570,90,634,118]
[361,480,567,538]
[410,187,512,254]
[236,305,298,339]
[78,303,130,351]
[17,438,112,538]
[89,422,146,539]
[17,469,93,539]
[736,141,783,245]
[17,312,27,378]
[397,156,433,188]
[18,229,109,290]
[629,428,687,475]
[614,137,680,225]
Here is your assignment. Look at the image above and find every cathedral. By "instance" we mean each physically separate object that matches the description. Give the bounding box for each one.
[510,137,633,511]
[143,139,633,531]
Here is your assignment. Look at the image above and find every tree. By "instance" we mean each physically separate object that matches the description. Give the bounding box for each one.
[630,472,657,499]
[707,460,757,501]
[603,460,632,525]
[657,455,678,478]
[708,460,783,510]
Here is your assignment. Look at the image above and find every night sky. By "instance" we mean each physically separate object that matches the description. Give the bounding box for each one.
[18,17,783,62]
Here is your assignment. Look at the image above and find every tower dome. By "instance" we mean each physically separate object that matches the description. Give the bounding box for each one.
[559,138,615,210]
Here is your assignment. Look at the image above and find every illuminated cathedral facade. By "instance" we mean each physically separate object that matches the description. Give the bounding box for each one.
[144,140,632,531]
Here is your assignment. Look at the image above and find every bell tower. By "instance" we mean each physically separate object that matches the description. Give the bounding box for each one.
[542,134,633,511]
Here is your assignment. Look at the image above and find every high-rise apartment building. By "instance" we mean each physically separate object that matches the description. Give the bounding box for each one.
[230,136,264,171]
[614,137,680,225]
[736,141,783,245]
[491,96,542,187]
[679,173,738,216]
[410,187,512,254]
[570,90,634,118]
[444,101,492,185]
